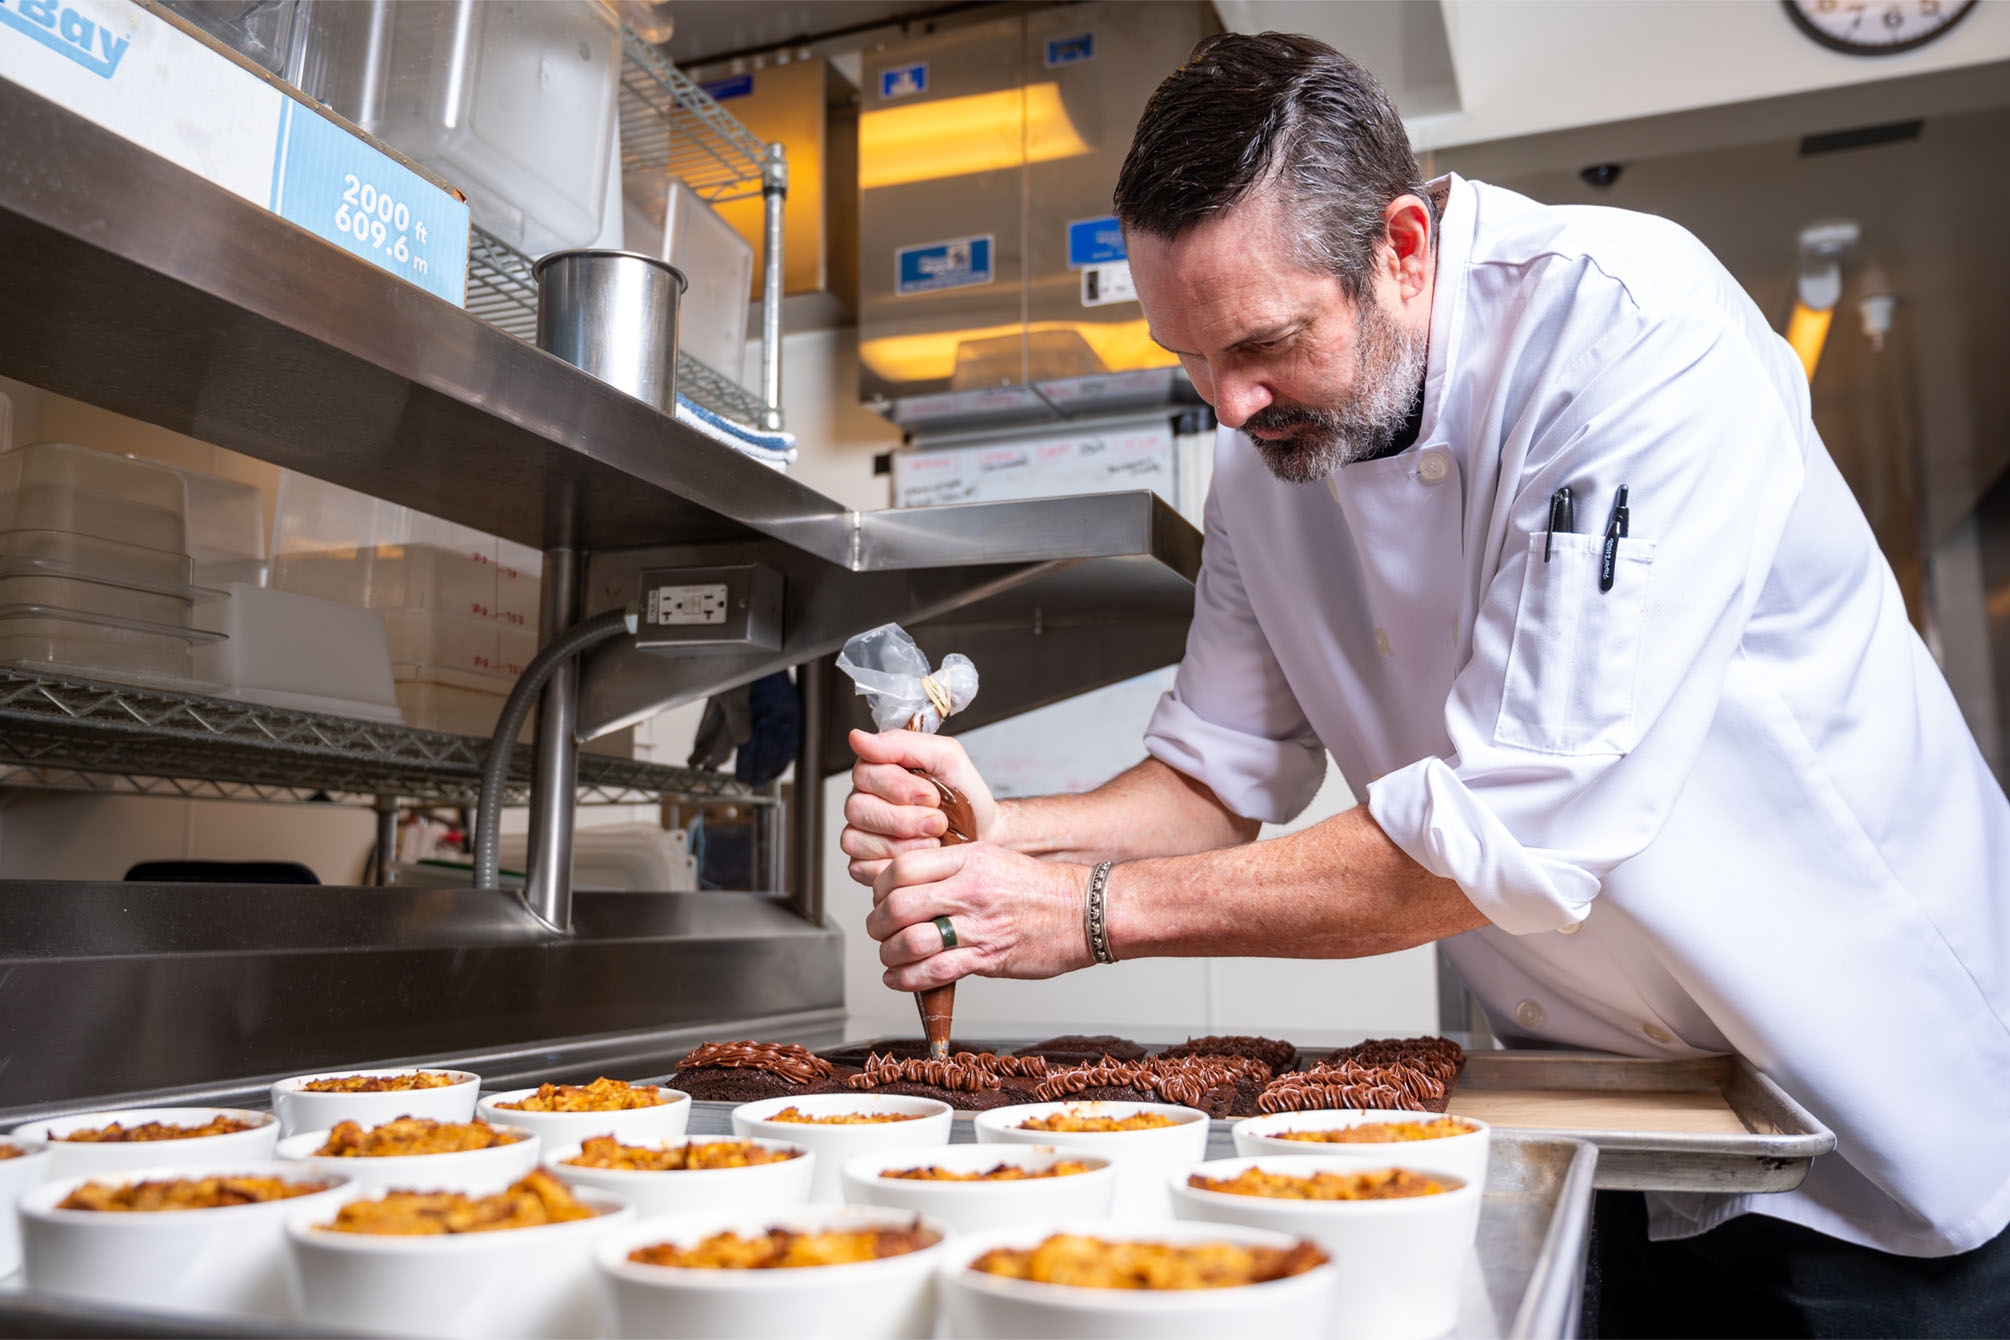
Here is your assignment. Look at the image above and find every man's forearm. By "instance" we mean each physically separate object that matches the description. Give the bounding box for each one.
[1104,804,1488,959]
[992,757,1259,863]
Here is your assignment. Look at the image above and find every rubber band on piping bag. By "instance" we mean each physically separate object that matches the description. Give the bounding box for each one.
[836,623,978,735]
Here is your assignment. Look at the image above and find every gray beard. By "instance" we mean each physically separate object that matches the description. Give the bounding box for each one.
[1244,302,1430,484]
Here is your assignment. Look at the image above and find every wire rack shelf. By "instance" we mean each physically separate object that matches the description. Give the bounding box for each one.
[460,27,776,428]
[0,668,767,808]
[617,29,768,204]
[463,225,769,426]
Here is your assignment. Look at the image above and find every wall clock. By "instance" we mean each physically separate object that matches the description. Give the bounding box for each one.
[1783,0,1978,54]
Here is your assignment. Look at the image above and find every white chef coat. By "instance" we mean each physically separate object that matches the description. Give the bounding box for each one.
[1143,173,2010,1257]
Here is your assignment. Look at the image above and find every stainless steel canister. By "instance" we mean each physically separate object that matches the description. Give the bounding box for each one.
[532,250,688,413]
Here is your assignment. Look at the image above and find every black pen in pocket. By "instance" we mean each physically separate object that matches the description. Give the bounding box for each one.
[1599,485,1630,592]
[1544,487,1574,562]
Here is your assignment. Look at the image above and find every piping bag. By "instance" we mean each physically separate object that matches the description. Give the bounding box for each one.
[836,624,979,1061]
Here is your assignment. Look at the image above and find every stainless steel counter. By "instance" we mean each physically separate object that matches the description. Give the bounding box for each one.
[0,883,845,1115]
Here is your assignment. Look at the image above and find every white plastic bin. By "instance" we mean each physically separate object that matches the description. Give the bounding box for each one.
[382,608,537,684]
[625,176,754,380]
[306,0,621,254]
[194,584,402,721]
[270,472,541,630]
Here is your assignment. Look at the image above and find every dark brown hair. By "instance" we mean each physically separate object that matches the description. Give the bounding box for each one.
[1113,32,1436,299]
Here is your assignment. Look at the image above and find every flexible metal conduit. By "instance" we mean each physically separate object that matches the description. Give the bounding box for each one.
[472,607,637,896]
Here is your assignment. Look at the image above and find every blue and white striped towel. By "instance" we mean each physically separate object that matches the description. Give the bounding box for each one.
[675,395,796,471]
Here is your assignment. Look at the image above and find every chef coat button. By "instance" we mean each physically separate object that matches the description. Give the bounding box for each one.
[1514,999,1546,1030]
[1642,1022,1673,1044]
[1374,628,1392,655]
[1556,921,1582,935]
[1418,452,1450,484]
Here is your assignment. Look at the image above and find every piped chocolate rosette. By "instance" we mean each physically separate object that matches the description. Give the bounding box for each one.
[1157,1034,1300,1074]
[671,1041,837,1104]
[1034,1054,1275,1118]
[844,1050,1047,1109]
[1256,1059,1450,1114]
[1342,1036,1465,1084]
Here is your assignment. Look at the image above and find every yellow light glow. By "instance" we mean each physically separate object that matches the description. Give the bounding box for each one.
[859,320,1176,384]
[860,83,1092,190]
[1785,301,1834,382]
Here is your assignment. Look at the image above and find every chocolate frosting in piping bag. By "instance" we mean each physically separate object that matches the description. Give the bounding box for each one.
[836,624,981,1062]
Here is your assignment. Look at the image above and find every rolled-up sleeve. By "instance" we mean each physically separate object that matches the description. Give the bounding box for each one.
[1146,464,1329,824]
[1370,310,1808,934]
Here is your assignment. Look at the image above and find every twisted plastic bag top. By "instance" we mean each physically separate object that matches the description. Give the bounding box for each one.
[835,623,978,734]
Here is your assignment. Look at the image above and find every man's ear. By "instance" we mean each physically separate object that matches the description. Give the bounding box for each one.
[1384,195,1433,303]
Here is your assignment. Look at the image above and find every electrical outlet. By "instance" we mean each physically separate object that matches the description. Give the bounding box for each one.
[633,564,783,651]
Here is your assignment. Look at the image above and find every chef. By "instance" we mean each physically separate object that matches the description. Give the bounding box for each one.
[842,31,2010,1335]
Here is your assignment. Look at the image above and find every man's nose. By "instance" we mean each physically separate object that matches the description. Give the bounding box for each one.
[1211,370,1272,429]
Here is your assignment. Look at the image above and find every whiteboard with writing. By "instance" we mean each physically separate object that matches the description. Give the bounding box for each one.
[892,421,1175,508]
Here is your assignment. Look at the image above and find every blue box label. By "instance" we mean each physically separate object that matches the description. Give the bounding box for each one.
[702,73,753,102]
[896,235,993,296]
[0,0,131,78]
[1045,32,1093,67]
[1067,215,1125,268]
[269,99,468,304]
[880,62,926,100]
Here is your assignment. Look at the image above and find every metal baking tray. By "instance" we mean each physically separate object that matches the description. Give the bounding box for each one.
[1447,1050,1834,1194]
[811,1036,1833,1196]
[685,1100,1597,1340]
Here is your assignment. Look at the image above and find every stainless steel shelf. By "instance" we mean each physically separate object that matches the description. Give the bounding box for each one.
[0,667,764,807]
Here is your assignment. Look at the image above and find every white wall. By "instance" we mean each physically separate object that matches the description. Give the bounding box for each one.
[821,736,1439,1045]
[746,327,900,512]
[1435,0,2010,149]
[1222,0,2010,152]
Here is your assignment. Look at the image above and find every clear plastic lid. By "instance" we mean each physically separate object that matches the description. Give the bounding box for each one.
[0,603,225,643]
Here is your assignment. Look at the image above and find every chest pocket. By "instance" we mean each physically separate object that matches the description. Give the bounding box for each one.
[1495,531,1656,756]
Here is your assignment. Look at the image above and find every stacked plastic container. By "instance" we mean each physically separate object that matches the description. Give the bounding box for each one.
[0,443,224,685]
[270,472,543,736]
[302,0,622,255]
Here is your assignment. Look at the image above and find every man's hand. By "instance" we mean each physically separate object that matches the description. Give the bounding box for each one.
[863,842,1090,991]
[840,728,1001,885]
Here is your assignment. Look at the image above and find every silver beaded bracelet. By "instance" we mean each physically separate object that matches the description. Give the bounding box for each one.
[1084,860,1118,965]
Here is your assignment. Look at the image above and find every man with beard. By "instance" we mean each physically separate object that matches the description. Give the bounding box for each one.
[843,32,2010,1335]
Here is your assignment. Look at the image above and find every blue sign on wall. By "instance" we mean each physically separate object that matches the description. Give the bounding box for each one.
[1066,215,1126,269]
[1045,32,1094,67]
[880,62,927,100]
[702,74,753,102]
[896,235,994,296]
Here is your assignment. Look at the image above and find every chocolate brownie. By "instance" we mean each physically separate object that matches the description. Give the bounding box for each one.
[850,1079,1020,1111]
[818,1038,994,1069]
[671,1041,839,1103]
[1011,1034,1148,1066]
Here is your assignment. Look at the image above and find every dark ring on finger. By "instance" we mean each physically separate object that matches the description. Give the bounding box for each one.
[933,915,958,951]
